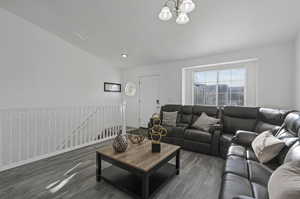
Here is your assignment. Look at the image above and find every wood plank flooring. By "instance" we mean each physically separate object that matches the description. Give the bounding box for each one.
[0,141,224,199]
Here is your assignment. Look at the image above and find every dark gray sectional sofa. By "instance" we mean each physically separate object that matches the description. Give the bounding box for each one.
[148,104,300,199]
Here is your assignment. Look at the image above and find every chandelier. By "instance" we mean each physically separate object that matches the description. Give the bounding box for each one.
[158,0,195,25]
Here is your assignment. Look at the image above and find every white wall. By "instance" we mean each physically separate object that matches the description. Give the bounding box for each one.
[295,32,300,110]
[123,41,295,127]
[0,8,121,108]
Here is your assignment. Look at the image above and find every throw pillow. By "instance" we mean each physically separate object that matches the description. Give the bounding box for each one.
[268,160,300,199]
[192,112,220,132]
[162,111,177,127]
[251,131,285,163]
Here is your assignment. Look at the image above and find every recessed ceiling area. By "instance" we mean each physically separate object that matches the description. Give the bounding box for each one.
[1,0,300,68]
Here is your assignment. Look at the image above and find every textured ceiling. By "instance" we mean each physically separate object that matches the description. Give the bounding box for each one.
[1,0,300,68]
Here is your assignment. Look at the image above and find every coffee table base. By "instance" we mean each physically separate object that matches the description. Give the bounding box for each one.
[100,163,177,199]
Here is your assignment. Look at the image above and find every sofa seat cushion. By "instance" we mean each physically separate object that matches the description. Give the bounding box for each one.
[183,140,211,154]
[227,144,247,158]
[248,160,273,186]
[227,144,259,162]
[184,129,212,143]
[163,126,185,138]
[219,173,253,199]
[224,156,249,178]
[251,182,268,199]
[246,148,259,162]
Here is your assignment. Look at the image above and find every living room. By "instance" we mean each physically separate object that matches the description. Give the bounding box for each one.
[0,1,300,199]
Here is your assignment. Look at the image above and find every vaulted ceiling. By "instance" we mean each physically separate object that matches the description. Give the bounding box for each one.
[1,0,300,68]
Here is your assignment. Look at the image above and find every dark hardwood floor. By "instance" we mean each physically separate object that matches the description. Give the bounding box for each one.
[0,141,224,199]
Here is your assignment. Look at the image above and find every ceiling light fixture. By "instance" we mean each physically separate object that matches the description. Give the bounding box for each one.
[121,54,128,58]
[158,0,195,25]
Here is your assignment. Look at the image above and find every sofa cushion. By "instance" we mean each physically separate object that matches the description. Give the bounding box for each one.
[248,160,273,186]
[192,105,219,124]
[223,116,257,135]
[232,130,258,147]
[162,111,178,127]
[224,156,249,178]
[222,106,258,135]
[192,112,219,131]
[163,126,185,138]
[183,140,211,154]
[179,105,193,125]
[251,183,268,199]
[284,112,300,136]
[255,108,288,133]
[227,144,246,158]
[227,144,259,162]
[251,131,285,163]
[246,148,258,161]
[219,173,253,199]
[268,160,300,199]
[184,129,212,143]
[160,105,182,123]
[276,132,299,164]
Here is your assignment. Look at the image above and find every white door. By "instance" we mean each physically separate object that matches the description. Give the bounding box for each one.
[139,75,160,128]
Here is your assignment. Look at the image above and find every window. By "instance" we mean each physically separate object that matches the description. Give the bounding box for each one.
[193,68,246,106]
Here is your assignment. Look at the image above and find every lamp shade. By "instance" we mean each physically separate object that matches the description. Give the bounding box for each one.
[180,0,195,13]
[176,12,190,24]
[158,6,172,21]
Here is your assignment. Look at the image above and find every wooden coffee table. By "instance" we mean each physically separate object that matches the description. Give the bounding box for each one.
[96,140,180,199]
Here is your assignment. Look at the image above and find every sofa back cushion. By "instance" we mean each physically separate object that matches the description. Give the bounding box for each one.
[192,105,219,124]
[160,105,182,124]
[284,112,300,136]
[222,106,258,135]
[179,105,193,126]
[255,108,290,133]
[276,133,299,165]
[274,112,300,165]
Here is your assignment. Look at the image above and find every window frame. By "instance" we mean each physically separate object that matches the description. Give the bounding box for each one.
[191,65,248,106]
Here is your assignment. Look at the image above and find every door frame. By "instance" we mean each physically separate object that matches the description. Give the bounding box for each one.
[138,74,160,128]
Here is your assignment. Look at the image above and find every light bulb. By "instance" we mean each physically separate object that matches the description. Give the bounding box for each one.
[176,12,190,25]
[158,6,172,21]
[180,0,195,13]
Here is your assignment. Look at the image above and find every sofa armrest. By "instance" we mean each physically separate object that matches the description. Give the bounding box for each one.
[233,196,255,199]
[232,130,258,147]
[209,124,223,133]
[210,124,223,156]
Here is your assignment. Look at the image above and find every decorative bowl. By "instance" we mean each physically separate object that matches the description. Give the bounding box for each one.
[128,134,145,144]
